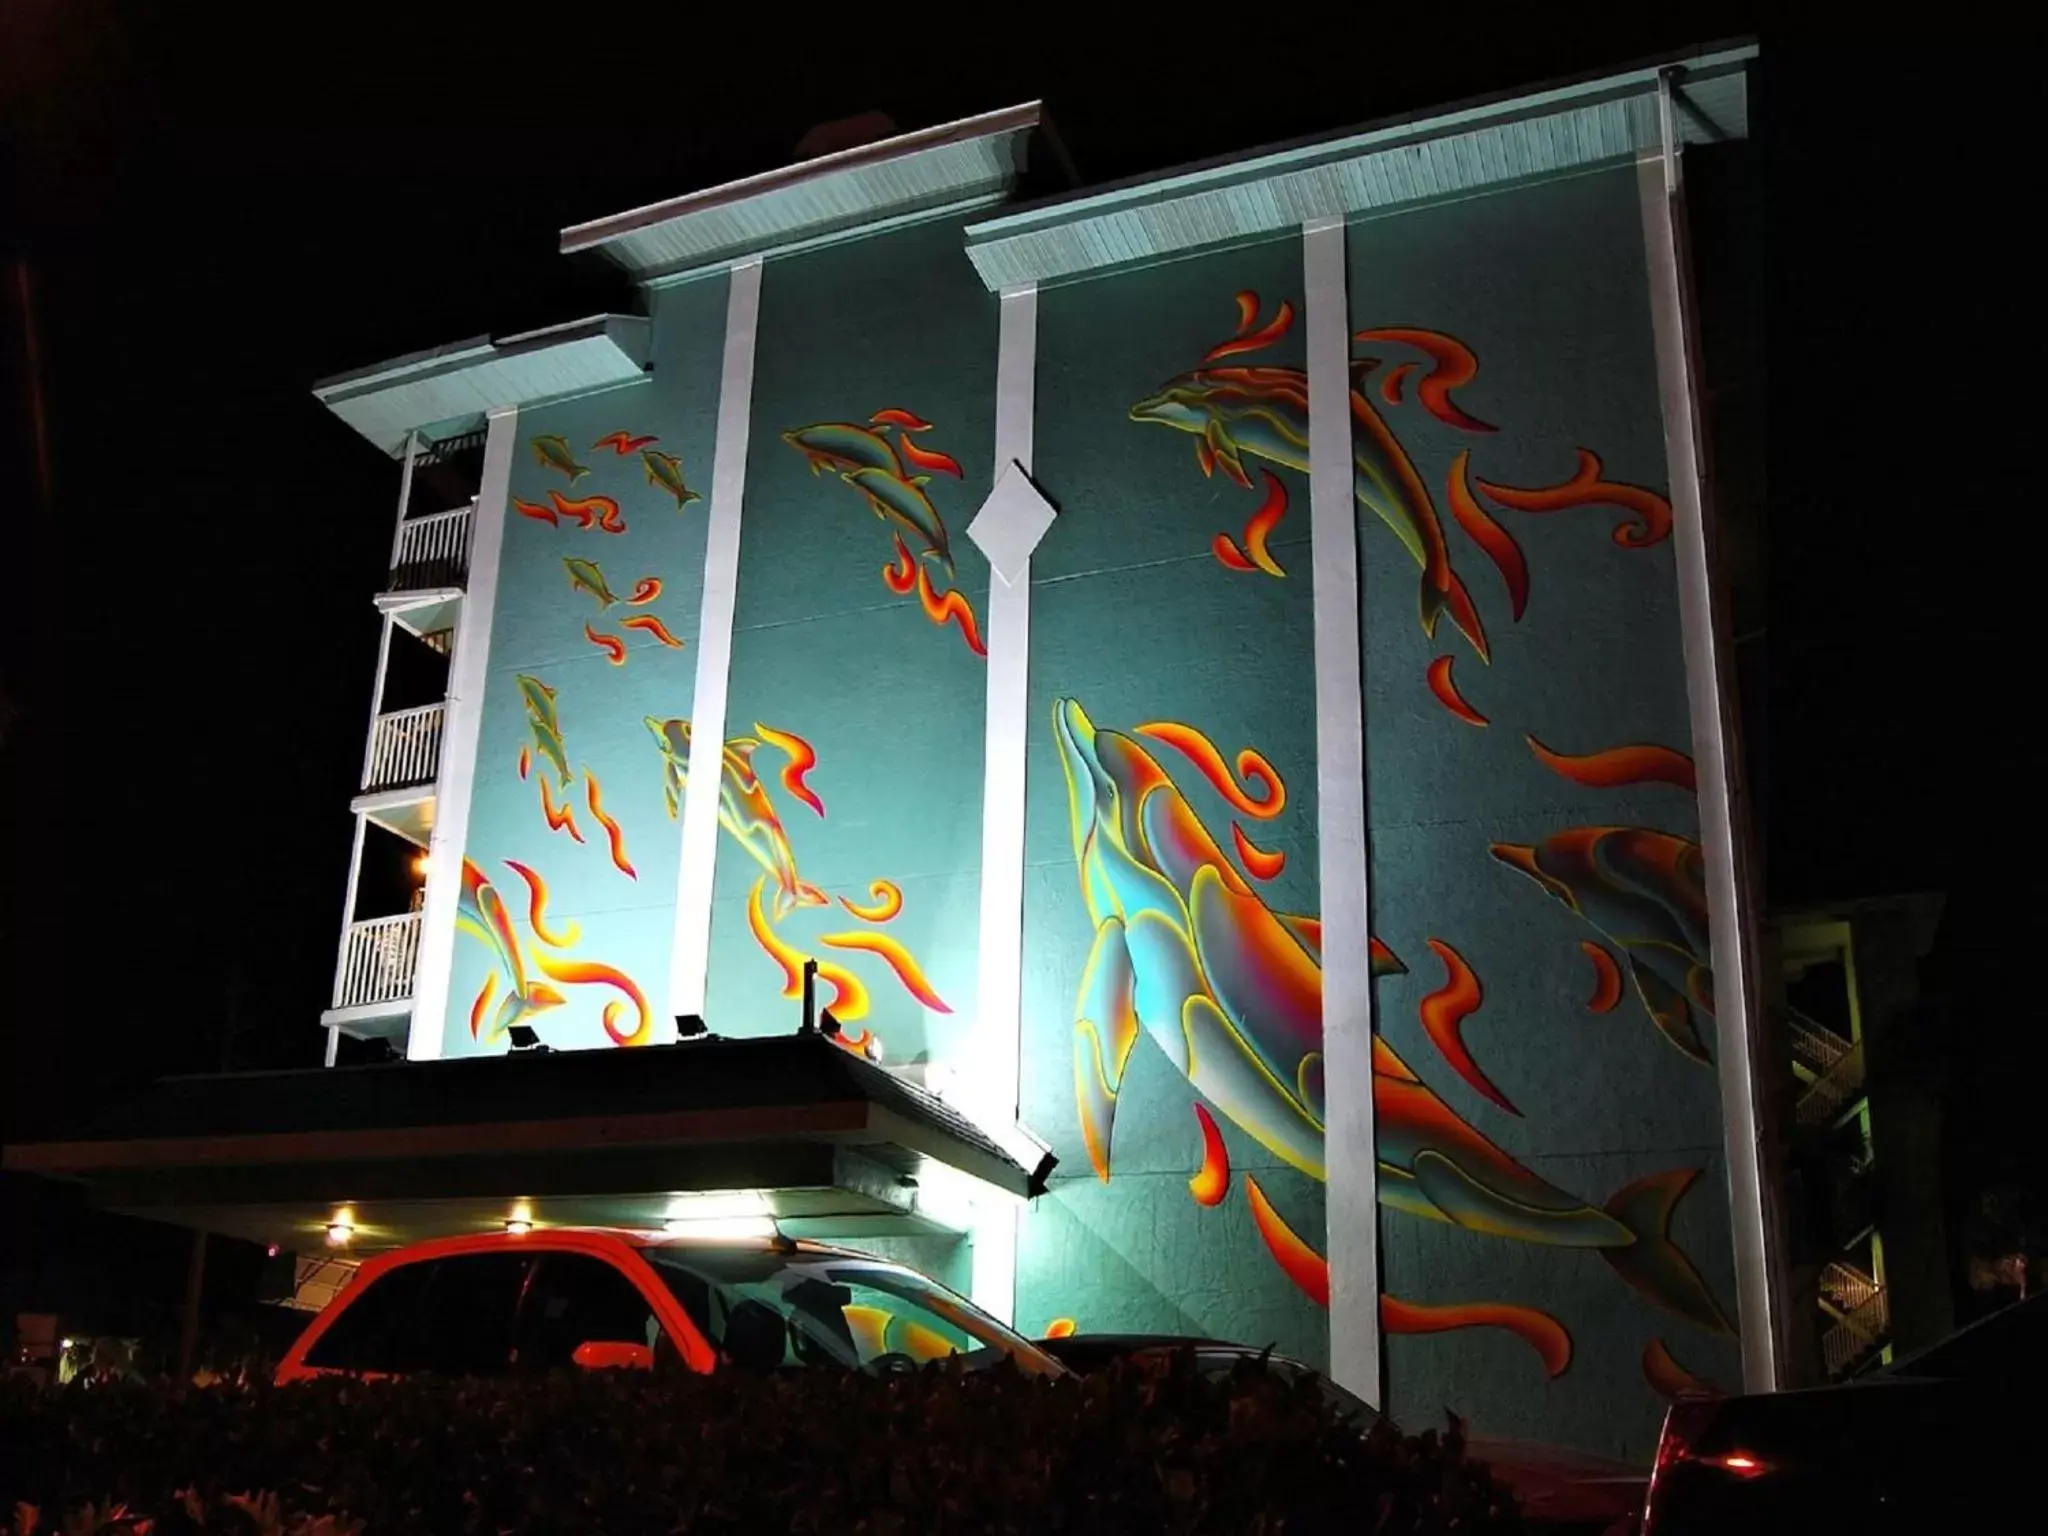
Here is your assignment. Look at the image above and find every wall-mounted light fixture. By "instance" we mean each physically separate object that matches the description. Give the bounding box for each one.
[325,1208,356,1247]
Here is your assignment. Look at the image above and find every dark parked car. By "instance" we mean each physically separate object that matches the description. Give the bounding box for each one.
[1642,1291,2043,1532]
[1040,1332,1647,1533]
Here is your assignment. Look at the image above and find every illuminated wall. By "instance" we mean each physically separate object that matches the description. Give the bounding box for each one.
[447,274,727,1056]
[438,166,1738,1459]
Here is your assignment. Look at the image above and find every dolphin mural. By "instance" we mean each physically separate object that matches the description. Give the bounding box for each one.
[515,674,571,787]
[1491,826,1715,1063]
[1054,697,1732,1335]
[456,858,565,1044]
[782,422,957,575]
[1129,316,1488,659]
[645,716,827,919]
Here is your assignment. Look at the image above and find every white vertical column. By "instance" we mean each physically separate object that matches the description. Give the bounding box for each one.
[1304,215,1381,1406]
[406,405,516,1061]
[671,259,764,1022]
[968,283,1039,1323]
[1639,131,1781,1391]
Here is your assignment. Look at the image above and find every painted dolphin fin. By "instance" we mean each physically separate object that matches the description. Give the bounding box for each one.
[1600,1167,1737,1335]
[1075,917,1138,1182]
[1196,438,1217,478]
[1205,419,1252,488]
[1631,956,1711,1063]
[1180,993,1326,1182]
[1410,1148,1632,1249]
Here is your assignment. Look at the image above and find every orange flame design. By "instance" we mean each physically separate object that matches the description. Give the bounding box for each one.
[882,534,918,594]
[822,930,952,1013]
[1476,449,1672,547]
[1525,735,1698,793]
[1581,941,1624,1014]
[502,858,582,948]
[1379,360,1415,406]
[1231,823,1286,881]
[548,490,621,530]
[1382,1295,1572,1378]
[897,434,964,479]
[1212,470,1288,578]
[869,408,932,431]
[914,566,986,656]
[754,722,825,818]
[583,623,627,665]
[627,576,663,605]
[538,776,585,842]
[1351,327,1496,432]
[1188,1102,1230,1207]
[1134,721,1285,820]
[745,877,874,1021]
[838,879,903,923]
[1447,450,1529,620]
[593,431,658,454]
[620,613,686,648]
[1206,292,1295,361]
[1644,1338,1722,1401]
[1043,1317,1078,1340]
[1246,1175,1327,1305]
[1420,939,1518,1115]
[583,770,635,878]
[529,950,651,1046]
[518,745,532,780]
[513,497,559,527]
[469,973,497,1040]
[1425,655,1489,727]
[1211,532,1258,571]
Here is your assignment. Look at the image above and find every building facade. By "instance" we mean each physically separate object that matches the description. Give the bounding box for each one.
[308,47,1767,1460]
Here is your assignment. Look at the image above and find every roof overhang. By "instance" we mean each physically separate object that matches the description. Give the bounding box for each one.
[963,43,1755,291]
[312,314,652,458]
[4,1037,1037,1255]
[560,102,1043,286]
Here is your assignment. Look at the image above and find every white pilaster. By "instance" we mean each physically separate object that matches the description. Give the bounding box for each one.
[1304,215,1381,1406]
[406,406,516,1061]
[671,259,764,1023]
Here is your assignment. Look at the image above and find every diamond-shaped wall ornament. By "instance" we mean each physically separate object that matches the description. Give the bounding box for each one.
[967,461,1056,587]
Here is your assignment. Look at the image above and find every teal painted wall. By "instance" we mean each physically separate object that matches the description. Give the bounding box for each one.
[703,217,996,1068]
[1347,167,1738,1458]
[445,274,727,1056]
[1015,233,1329,1368]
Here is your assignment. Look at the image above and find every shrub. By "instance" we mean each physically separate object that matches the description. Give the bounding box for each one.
[1,1353,1528,1533]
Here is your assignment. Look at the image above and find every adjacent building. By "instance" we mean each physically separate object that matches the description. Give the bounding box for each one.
[13,45,1772,1460]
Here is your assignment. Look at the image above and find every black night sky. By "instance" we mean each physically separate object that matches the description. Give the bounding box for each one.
[1,6,2036,1322]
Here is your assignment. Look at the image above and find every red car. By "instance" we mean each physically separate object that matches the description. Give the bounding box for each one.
[276,1228,1064,1384]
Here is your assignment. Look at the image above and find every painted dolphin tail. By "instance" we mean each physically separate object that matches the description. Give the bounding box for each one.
[1420,565,1490,663]
[1599,1167,1737,1335]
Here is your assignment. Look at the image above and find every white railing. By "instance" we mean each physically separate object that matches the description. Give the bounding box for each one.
[1797,1039,1866,1129]
[390,502,473,589]
[363,702,444,792]
[331,912,421,1009]
[1788,1009,1852,1074]
[1821,1285,1890,1377]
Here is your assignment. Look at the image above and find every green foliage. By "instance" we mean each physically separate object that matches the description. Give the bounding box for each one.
[0,1353,1529,1533]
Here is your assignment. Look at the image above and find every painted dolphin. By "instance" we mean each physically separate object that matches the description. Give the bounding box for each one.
[1491,826,1715,1063]
[645,716,827,919]
[844,466,954,576]
[515,674,572,787]
[1055,698,1732,1334]
[1129,366,1486,659]
[782,423,903,478]
[456,858,566,1043]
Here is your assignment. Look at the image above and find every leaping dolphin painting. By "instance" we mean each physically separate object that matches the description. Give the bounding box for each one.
[645,716,827,920]
[1054,697,1732,1335]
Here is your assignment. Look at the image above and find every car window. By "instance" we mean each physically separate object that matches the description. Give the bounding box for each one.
[304,1253,530,1376]
[512,1253,661,1373]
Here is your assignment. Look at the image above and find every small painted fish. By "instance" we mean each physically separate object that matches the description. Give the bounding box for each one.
[563,556,620,609]
[642,449,702,509]
[532,435,590,482]
[516,674,572,786]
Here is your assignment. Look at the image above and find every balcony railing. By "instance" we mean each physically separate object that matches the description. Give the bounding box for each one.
[1788,1008,1853,1075]
[363,702,444,793]
[390,502,473,591]
[332,912,421,1010]
[1821,1283,1890,1378]
[1797,1039,1866,1130]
